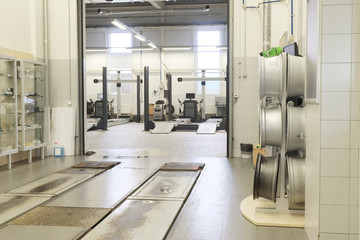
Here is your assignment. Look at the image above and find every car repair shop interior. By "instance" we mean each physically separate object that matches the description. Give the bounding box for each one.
[0,0,359,239]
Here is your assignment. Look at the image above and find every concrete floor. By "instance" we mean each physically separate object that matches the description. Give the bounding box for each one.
[0,122,309,240]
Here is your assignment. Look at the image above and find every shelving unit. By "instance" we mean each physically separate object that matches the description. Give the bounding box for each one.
[0,55,18,169]
[17,60,47,163]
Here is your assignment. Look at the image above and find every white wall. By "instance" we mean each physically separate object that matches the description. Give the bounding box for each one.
[0,0,81,155]
[47,0,79,154]
[305,1,360,240]
[0,0,44,60]
[85,27,227,117]
[230,0,306,156]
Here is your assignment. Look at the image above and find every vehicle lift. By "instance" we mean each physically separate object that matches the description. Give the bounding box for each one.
[89,67,142,131]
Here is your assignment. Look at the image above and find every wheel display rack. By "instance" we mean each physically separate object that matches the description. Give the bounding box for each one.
[241,52,306,227]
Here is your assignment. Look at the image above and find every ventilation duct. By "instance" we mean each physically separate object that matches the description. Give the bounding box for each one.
[94,5,210,16]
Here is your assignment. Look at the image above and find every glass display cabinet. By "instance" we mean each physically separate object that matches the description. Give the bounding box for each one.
[0,55,18,168]
[17,60,47,163]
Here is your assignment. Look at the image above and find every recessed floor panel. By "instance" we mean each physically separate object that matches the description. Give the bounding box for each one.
[0,225,86,240]
[160,162,205,171]
[82,200,183,240]
[0,195,51,226]
[71,161,120,169]
[46,168,154,208]
[57,168,105,175]
[130,171,199,200]
[9,206,110,228]
[7,173,93,196]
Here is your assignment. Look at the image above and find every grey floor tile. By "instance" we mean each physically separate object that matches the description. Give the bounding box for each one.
[257,226,296,240]
[222,219,257,240]
[292,228,310,240]
[0,225,86,240]
[0,123,309,240]
[185,218,223,240]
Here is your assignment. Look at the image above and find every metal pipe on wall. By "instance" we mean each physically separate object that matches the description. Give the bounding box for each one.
[95,6,210,17]
[144,66,150,131]
[263,2,271,51]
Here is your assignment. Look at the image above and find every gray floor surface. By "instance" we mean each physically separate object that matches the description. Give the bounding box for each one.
[0,122,309,240]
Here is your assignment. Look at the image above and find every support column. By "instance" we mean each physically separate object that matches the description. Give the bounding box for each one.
[136,75,141,123]
[201,70,206,120]
[7,155,12,170]
[28,150,32,164]
[41,146,45,159]
[167,73,173,121]
[116,71,121,117]
[144,66,149,131]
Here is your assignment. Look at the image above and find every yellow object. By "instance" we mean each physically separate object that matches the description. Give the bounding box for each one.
[253,146,265,167]
[149,104,154,115]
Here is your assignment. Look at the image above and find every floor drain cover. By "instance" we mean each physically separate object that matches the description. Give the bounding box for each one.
[160,162,205,171]
[9,206,110,228]
[72,161,120,169]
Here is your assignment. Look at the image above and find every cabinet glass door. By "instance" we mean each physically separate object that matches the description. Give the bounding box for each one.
[0,56,17,155]
[18,61,46,150]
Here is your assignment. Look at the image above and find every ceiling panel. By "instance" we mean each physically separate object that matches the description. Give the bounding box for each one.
[86,0,228,28]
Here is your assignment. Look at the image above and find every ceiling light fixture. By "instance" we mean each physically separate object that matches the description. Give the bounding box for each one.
[147,41,157,49]
[134,34,147,42]
[111,18,127,30]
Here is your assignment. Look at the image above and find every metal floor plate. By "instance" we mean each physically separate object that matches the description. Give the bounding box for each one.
[0,194,51,226]
[82,200,183,240]
[0,225,86,240]
[72,161,120,169]
[57,168,105,175]
[9,206,110,228]
[196,123,217,134]
[151,123,175,134]
[160,162,205,171]
[46,168,154,208]
[130,171,199,200]
[7,173,93,197]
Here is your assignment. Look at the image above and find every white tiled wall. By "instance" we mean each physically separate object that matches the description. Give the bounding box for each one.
[316,2,360,240]
[232,57,260,156]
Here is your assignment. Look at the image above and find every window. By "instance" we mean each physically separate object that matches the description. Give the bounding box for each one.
[110,33,132,53]
[196,31,221,94]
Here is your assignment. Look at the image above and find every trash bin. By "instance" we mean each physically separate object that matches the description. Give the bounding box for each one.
[240,143,253,159]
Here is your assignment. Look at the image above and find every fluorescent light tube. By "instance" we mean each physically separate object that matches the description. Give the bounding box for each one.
[126,47,154,51]
[111,19,127,30]
[147,42,157,49]
[162,47,192,51]
[134,34,147,42]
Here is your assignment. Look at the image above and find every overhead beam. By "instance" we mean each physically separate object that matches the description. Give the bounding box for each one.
[148,0,165,9]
